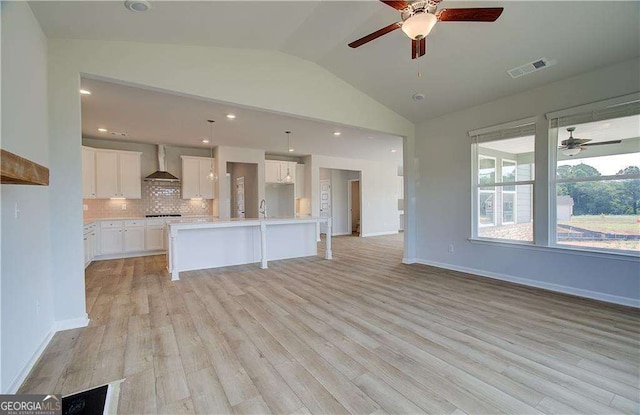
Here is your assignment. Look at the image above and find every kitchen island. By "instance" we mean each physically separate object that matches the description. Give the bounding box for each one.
[167,217,332,280]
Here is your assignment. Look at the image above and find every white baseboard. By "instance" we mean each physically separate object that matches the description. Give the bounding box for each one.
[331,232,352,237]
[93,250,165,261]
[53,314,90,332]
[402,258,416,264]
[5,314,90,393]
[411,258,639,308]
[5,329,55,393]
[362,231,399,237]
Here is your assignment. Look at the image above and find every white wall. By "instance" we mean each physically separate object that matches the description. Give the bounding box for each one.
[312,156,399,237]
[414,58,640,306]
[0,2,55,392]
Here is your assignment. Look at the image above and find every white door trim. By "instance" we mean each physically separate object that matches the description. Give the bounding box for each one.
[347,179,361,236]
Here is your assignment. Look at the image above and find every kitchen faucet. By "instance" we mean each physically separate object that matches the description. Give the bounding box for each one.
[259,199,268,218]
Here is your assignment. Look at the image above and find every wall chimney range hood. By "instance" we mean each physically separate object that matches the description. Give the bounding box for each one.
[145,145,180,182]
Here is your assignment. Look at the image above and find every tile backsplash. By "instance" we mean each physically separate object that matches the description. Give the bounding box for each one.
[84,181,215,219]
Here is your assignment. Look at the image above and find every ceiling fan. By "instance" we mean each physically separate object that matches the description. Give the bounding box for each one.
[559,127,622,157]
[348,0,504,59]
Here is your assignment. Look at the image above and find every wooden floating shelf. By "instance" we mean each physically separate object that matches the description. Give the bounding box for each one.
[1,148,49,186]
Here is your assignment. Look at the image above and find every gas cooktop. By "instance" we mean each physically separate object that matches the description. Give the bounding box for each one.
[145,214,182,218]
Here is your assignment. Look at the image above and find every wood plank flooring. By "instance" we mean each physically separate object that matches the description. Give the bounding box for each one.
[20,234,640,414]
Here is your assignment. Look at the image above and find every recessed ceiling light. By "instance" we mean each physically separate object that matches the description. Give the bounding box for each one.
[288,148,295,152]
[412,93,426,101]
[98,128,108,132]
[124,0,151,12]
[226,114,236,119]
[333,132,341,136]
[202,139,210,144]
[80,89,91,95]
[391,149,397,153]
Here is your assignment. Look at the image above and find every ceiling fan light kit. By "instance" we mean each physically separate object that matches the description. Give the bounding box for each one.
[558,127,622,157]
[349,0,503,60]
[402,12,437,40]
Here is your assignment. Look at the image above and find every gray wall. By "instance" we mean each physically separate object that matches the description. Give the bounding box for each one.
[414,57,640,305]
[1,2,54,392]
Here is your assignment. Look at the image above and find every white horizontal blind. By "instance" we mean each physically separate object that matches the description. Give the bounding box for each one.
[471,123,536,144]
[547,94,640,128]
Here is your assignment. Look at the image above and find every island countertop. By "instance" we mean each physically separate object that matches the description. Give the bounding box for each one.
[167,216,326,230]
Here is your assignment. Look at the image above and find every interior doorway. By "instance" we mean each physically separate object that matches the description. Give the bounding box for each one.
[227,162,258,218]
[348,179,361,236]
[319,168,362,236]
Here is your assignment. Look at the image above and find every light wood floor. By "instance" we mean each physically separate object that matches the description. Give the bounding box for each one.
[21,234,640,414]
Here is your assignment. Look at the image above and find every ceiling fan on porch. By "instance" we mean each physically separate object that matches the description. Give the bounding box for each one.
[348,0,504,59]
[559,127,622,157]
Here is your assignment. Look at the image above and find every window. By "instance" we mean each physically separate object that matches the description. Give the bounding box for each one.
[549,98,640,254]
[471,120,535,242]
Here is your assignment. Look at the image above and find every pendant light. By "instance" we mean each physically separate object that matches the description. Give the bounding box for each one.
[206,120,217,181]
[284,131,293,183]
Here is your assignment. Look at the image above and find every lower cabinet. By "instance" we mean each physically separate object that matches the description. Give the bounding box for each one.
[100,227,124,254]
[84,223,98,268]
[146,226,165,251]
[124,227,145,252]
[93,219,167,259]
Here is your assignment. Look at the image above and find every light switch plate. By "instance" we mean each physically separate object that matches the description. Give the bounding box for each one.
[83,204,89,211]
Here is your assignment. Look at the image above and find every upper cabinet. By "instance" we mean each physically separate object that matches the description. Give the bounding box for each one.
[181,156,215,199]
[82,146,96,198]
[94,149,142,199]
[265,160,296,184]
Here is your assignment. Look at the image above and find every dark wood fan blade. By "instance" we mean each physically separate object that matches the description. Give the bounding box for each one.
[411,38,426,59]
[380,1,409,11]
[348,22,402,48]
[583,140,623,146]
[437,8,504,22]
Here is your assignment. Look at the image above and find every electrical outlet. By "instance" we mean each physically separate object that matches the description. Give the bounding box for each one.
[448,244,454,253]
[14,202,20,219]
[83,204,89,211]
[122,203,127,210]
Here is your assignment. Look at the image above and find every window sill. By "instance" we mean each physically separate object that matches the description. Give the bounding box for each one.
[468,238,640,262]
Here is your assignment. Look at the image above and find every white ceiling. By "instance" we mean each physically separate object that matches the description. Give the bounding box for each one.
[30,1,640,122]
[80,77,404,163]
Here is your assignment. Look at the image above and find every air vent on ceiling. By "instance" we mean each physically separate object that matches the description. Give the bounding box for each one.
[507,58,556,79]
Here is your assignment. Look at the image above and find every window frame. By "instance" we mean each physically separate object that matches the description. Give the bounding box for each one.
[470,118,536,243]
[546,92,640,257]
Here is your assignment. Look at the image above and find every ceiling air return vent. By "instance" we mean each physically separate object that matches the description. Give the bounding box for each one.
[507,58,556,79]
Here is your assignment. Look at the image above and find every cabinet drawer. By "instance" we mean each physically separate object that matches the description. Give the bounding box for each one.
[124,219,145,228]
[101,220,124,228]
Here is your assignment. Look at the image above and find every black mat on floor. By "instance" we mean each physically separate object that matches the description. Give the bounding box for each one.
[62,384,108,415]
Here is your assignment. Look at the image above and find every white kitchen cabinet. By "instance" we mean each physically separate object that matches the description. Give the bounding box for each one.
[145,227,165,251]
[295,164,305,198]
[181,156,215,199]
[124,226,145,252]
[265,160,296,184]
[100,227,124,254]
[82,147,96,199]
[119,152,142,198]
[95,149,142,199]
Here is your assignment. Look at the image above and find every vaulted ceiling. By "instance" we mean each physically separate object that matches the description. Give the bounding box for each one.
[30,1,640,123]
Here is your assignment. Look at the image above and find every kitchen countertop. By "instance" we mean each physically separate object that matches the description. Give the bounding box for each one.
[83,215,219,226]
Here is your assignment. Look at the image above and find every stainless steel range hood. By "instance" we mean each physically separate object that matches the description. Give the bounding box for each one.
[144,145,180,182]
